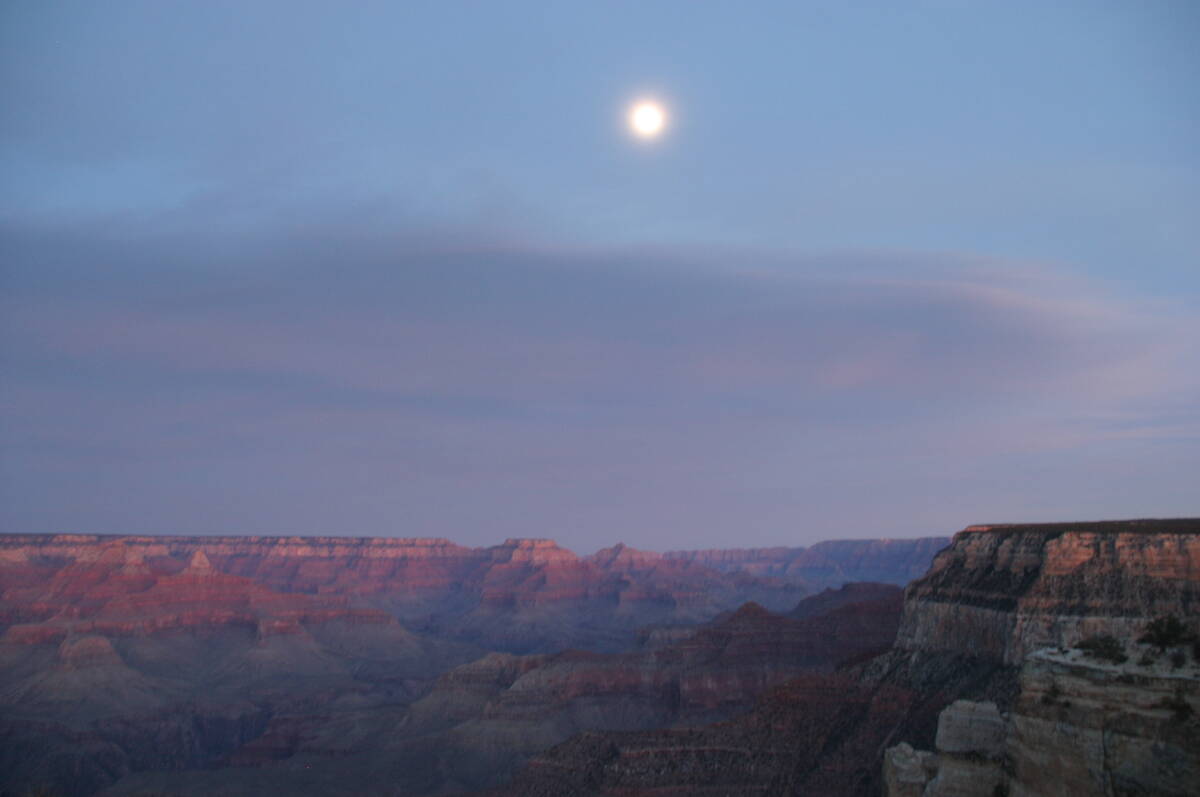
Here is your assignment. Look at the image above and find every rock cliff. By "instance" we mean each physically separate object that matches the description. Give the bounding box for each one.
[886,641,1200,797]
[894,519,1200,664]
[883,518,1200,797]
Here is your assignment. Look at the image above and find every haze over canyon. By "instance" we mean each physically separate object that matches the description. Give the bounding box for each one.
[1,520,1197,796]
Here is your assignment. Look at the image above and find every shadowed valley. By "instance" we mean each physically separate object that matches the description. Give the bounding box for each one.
[0,533,932,796]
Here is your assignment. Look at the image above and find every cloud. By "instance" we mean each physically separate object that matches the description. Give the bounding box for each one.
[2,216,1197,548]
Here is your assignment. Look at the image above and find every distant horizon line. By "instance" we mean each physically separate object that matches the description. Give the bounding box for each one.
[0,529,957,557]
[3,517,1196,554]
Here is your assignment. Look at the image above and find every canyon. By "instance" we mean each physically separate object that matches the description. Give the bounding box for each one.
[0,532,934,796]
[2,520,1195,796]
[492,519,1200,796]
[0,533,945,654]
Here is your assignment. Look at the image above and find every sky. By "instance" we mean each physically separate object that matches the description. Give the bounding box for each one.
[1,1,1198,551]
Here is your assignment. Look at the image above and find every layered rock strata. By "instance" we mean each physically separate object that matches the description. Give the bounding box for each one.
[1010,645,1199,796]
[82,592,902,797]
[496,518,1200,797]
[0,530,932,797]
[895,519,1200,664]
[886,644,1200,797]
[884,700,1006,797]
[883,518,1200,797]
[0,533,943,653]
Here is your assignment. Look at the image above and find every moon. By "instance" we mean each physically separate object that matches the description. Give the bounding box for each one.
[628,100,667,139]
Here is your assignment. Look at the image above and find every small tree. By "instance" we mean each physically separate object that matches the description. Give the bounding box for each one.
[1076,635,1127,664]
[1139,615,1194,651]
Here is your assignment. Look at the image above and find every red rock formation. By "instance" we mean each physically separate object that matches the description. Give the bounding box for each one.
[1,533,833,653]
[1,541,396,644]
[0,533,946,646]
[0,529,959,797]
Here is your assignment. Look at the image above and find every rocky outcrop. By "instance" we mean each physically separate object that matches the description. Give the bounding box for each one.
[1008,645,1200,796]
[895,519,1200,664]
[883,700,1006,797]
[883,518,1200,797]
[884,742,938,797]
[886,642,1200,797]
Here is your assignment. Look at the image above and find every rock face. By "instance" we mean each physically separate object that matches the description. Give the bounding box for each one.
[882,518,1200,797]
[885,701,1006,797]
[884,743,938,797]
[895,519,1200,664]
[886,645,1200,797]
[1009,647,1199,796]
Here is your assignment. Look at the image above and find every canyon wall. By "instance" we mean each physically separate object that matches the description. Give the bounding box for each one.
[496,519,1200,797]
[9,522,1193,796]
[0,532,943,653]
[1009,648,1199,796]
[886,518,1200,797]
[0,535,788,653]
[894,519,1200,664]
[0,531,928,796]
[887,645,1200,797]
[65,592,902,797]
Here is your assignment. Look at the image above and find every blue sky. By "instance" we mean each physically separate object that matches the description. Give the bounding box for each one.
[2,1,1197,549]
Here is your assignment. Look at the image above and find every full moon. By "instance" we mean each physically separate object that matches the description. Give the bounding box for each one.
[628,100,667,138]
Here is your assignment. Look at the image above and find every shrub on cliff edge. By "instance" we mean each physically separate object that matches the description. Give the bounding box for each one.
[1139,615,1195,651]
[1076,635,1127,664]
